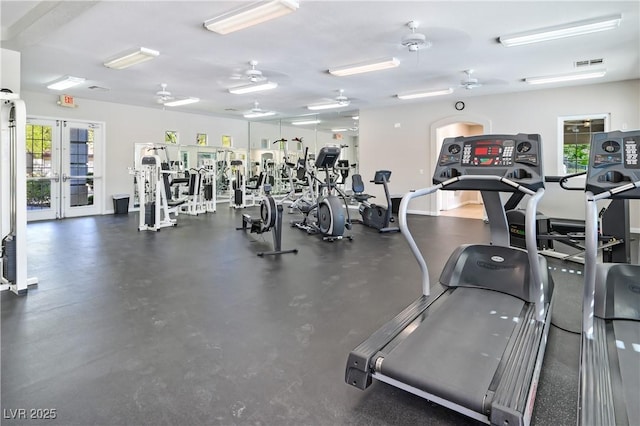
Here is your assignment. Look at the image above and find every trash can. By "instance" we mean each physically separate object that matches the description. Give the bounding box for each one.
[112,194,130,214]
[391,195,403,215]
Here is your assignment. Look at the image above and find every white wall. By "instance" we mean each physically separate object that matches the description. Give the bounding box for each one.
[1,48,21,94]
[21,90,249,212]
[359,80,640,230]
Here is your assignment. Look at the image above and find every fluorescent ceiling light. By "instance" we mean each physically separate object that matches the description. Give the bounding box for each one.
[331,128,348,132]
[329,57,400,77]
[397,88,453,100]
[292,119,321,125]
[244,111,276,118]
[104,47,159,69]
[46,76,85,90]
[204,0,299,35]
[352,115,359,120]
[499,14,621,47]
[228,81,278,94]
[163,97,200,107]
[307,101,350,111]
[525,70,606,85]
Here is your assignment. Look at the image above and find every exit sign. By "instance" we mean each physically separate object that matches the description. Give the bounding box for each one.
[58,94,76,108]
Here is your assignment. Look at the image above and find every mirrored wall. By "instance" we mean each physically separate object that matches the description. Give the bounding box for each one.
[246,116,359,197]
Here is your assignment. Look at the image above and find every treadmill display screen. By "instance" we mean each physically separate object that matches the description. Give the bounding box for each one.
[462,140,514,167]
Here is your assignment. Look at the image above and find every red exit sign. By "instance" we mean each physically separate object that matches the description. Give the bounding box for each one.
[58,94,76,108]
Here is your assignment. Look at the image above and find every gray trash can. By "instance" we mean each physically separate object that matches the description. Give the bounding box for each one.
[112,194,130,214]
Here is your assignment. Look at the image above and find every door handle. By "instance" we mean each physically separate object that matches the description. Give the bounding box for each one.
[62,173,68,182]
[53,173,60,182]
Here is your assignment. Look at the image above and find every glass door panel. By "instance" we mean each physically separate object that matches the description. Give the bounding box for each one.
[26,119,60,221]
[62,122,102,218]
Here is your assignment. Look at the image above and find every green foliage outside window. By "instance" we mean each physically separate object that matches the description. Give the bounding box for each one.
[563,143,590,173]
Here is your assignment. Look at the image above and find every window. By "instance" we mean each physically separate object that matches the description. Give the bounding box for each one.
[559,115,608,174]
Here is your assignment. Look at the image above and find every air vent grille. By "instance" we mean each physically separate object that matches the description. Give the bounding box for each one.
[575,58,604,68]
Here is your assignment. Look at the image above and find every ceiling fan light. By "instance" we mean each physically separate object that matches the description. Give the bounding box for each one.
[163,97,200,107]
[525,70,606,85]
[499,14,621,47]
[204,0,299,35]
[329,58,400,77]
[397,88,453,100]
[46,76,85,90]
[229,81,278,94]
[104,47,159,69]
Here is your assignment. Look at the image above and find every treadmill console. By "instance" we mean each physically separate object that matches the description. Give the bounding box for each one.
[433,133,544,191]
[586,130,640,198]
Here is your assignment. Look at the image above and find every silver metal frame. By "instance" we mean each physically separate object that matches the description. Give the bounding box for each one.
[1,95,38,294]
[398,174,546,321]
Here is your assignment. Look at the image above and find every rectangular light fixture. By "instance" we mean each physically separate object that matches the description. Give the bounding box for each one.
[331,128,348,132]
[46,76,85,90]
[499,14,621,47]
[397,88,453,100]
[204,0,299,35]
[292,119,321,126]
[163,97,200,107]
[525,70,606,85]
[244,111,276,118]
[104,47,159,69]
[228,81,278,94]
[307,101,350,111]
[329,57,400,77]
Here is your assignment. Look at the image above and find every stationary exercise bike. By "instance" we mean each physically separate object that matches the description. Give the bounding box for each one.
[292,146,353,241]
[352,170,400,233]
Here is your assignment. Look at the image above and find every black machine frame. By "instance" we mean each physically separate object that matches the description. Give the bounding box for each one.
[237,184,298,257]
[291,146,353,242]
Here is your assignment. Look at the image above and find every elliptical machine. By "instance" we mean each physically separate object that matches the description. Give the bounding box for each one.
[291,146,353,241]
[352,170,400,233]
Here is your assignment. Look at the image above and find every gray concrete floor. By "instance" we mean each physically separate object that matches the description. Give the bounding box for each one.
[1,206,596,425]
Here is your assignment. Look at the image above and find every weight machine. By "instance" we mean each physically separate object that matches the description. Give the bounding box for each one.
[229,159,264,209]
[1,92,38,295]
[132,147,187,231]
[180,161,217,216]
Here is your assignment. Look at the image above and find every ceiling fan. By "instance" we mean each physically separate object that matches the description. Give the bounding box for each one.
[459,69,484,90]
[155,83,173,103]
[401,21,431,52]
[232,60,267,83]
[244,101,275,118]
[308,89,351,110]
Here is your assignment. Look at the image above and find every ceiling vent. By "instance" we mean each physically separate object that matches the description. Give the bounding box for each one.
[575,58,604,68]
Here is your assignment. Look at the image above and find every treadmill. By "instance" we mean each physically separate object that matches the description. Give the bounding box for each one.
[346,134,554,425]
[579,130,640,426]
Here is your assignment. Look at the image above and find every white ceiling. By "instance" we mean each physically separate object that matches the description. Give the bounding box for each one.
[2,1,639,133]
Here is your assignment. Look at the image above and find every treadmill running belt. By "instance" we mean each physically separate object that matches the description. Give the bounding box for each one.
[612,321,640,424]
[379,287,525,413]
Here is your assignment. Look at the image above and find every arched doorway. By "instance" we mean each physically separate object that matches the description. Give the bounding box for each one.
[430,115,491,219]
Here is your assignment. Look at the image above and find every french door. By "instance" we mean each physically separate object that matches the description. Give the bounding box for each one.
[26,118,103,221]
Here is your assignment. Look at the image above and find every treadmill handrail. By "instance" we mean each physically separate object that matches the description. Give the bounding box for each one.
[526,187,547,322]
[583,179,640,337]
[399,174,541,299]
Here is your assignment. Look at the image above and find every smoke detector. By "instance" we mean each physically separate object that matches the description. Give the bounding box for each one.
[401,21,431,52]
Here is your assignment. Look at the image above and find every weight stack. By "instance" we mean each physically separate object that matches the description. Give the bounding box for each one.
[145,202,156,226]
